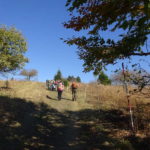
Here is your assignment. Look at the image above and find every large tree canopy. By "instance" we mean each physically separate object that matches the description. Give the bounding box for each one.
[64,0,150,74]
[0,26,28,72]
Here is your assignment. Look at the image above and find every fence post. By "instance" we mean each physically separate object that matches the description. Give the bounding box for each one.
[122,63,135,132]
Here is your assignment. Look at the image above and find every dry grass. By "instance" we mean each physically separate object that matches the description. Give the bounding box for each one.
[0,80,150,149]
[0,80,48,104]
[0,80,92,112]
[0,80,149,109]
[1,80,149,109]
[78,82,150,109]
[77,82,150,135]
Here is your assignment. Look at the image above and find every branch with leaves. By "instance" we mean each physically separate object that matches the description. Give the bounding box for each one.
[64,0,150,73]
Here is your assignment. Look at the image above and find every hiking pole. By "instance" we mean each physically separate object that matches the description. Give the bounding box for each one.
[122,63,134,132]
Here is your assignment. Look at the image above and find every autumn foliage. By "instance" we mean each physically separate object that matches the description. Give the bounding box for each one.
[64,0,150,73]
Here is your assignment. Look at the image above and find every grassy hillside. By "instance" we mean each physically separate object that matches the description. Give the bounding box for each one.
[0,80,149,150]
[0,80,92,111]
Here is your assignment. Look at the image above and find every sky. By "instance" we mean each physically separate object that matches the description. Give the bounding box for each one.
[0,0,149,82]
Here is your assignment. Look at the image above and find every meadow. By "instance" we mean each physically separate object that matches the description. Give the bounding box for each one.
[0,80,149,150]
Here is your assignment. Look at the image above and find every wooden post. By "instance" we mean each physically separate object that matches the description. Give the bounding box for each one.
[122,63,134,132]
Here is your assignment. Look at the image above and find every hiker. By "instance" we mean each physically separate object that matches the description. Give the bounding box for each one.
[57,81,64,100]
[71,81,78,101]
[51,83,56,91]
[46,80,50,90]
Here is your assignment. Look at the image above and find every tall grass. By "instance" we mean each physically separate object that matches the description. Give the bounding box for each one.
[0,80,46,103]
[78,82,150,109]
[0,80,149,134]
[77,82,150,134]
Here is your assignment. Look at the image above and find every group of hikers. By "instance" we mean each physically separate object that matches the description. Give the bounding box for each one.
[46,80,79,101]
[46,80,58,91]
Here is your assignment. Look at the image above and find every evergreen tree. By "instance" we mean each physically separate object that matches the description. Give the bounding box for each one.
[67,75,76,81]
[54,70,62,80]
[76,76,81,82]
[98,71,111,85]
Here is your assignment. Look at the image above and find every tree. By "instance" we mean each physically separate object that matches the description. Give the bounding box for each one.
[112,66,150,91]
[20,69,38,81]
[98,71,111,85]
[67,75,81,82]
[67,75,76,81]
[54,70,62,80]
[64,0,150,74]
[111,70,131,85]
[93,71,100,82]
[67,75,73,81]
[0,26,28,73]
[76,76,81,82]
[129,69,150,91]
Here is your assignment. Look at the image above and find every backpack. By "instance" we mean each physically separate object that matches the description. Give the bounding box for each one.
[57,83,64,91]
[72,82,78,89]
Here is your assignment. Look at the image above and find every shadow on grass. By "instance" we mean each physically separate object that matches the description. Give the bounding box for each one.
[61,97,72,101]
[0,96,149,150]
[46,95,58,101]
[46,95,72,101]
[0,87,12,90]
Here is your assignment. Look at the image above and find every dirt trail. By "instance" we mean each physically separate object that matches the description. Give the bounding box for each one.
[42,86,92,112]
[40,89,93,150]
[13,85,92,150]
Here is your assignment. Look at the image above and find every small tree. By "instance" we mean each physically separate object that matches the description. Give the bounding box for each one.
[130,71,150,91]
[67,75,72,81]
[20,69,38,81]
[112,66,150,91]
[128,66,150,92]
[98,71,111,85]
[67,75,75,81]
[112,70,131,85]
[76,76,81,82]
[54,70,62,80]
